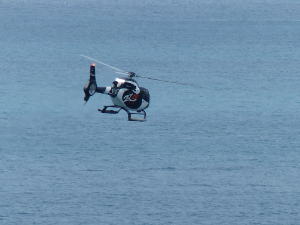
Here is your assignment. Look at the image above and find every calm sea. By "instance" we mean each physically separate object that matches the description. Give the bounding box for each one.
[1,0,300,224]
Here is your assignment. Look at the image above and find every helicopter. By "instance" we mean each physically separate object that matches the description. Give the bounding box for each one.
[81,55,190,121]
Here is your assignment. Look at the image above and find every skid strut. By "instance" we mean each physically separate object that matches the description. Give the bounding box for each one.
[123,108,146,121]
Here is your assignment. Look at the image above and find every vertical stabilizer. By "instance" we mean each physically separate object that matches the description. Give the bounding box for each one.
[90,63,96,82]
[83,64,97,102]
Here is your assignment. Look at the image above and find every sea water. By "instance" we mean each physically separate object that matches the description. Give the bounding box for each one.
[0,0,300,224]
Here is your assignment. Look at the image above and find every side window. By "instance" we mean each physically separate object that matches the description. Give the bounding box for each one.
[113,81,125,89]
[124,82,136,90]
[112,81,118,87]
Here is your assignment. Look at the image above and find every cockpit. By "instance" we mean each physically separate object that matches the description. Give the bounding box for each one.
[112,78,139,91]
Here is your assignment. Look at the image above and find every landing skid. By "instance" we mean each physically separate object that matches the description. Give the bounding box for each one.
[98,105,122,114]
[98,106,146,121]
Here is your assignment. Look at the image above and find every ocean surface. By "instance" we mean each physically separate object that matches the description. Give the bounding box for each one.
[1,0,300,224]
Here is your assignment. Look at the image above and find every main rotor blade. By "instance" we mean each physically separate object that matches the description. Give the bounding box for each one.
[136,74,196,87]
[80,55,198,87]
[115,71,130,75]
[80,54,126,73]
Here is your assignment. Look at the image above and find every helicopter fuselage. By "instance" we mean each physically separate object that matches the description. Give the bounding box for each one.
[84,64,150,121]
[99,77,150,112]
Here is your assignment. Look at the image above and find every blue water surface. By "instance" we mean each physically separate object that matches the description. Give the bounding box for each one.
[1,0,300,224]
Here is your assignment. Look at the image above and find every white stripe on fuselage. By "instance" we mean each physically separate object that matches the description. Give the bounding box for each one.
[104,87,112,94]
